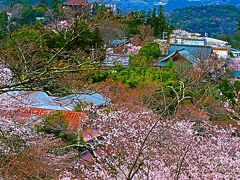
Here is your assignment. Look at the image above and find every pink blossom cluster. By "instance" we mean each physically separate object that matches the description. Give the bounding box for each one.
[57,21,70,30]
[229,58,240,71]
[0,116,40,156]
[69,108,240,179]
[126,46,141,55]
[0,67,12,86]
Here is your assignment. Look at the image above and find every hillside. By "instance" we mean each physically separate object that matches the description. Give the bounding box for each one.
[90,0,240,11]
[167,5,240,36]
[2,0,240,11]
[0,1,240,179]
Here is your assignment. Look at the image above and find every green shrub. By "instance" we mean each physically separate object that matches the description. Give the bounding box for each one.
[73,101,92,112]
[36,111,86,152]
[139,42,161,61]
[37,111,68,136]
[234,80,240,92]
[219,78,235,100]
[129,55,148,67]
[165,59,174,68]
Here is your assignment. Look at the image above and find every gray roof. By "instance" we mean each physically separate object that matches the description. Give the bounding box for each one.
[168,44,212,60]
[109,39,129,47]
[0,91,66,110]
[103,54,129,67]
[54,91,110,110]
[0,91,109,111]
[178,49,199,63]
[155,49,199,67]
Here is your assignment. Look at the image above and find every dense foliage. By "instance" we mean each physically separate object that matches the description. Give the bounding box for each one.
[167,5,240,36]
[138,42,161,61]
[125,7,172,38]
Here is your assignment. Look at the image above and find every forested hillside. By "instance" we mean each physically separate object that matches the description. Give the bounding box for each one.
[167,5,240,36]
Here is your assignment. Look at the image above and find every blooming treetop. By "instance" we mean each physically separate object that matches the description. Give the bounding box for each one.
[61,108,240,179]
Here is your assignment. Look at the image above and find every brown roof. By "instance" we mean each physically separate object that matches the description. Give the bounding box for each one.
[64,0,88,6]
[129,37,144,47]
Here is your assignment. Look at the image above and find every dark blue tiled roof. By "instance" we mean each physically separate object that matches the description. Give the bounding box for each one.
[232,70,240,78]
[155,49,199,67]
[168,44,212,60]
[178,50,199,64]
[109,39,129,47]
[55,91,110,109]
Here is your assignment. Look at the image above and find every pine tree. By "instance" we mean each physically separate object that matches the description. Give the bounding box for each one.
[116,8,122,19]
[151,8,158,36]
[237,19,240,32]
[146,11,152,25]
[52,0,60,13]
[0,11,8,40]
[38,0,48,7]
[23,0,30,7]
[166,24,174,41]
[93,27,103,48]
[138,10,145,25]
[158,5,166,38]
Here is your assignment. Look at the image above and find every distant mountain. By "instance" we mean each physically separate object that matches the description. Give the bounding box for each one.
[90,0,240,11]
[167,5,240,36]
[1,0,240,11]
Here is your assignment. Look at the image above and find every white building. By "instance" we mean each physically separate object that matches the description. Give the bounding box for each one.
[200,37,229,48]
[170,29,230,59]
[212,47,229,59]
[170,29,201,44]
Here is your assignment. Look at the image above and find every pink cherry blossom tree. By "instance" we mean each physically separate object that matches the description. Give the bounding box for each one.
[60,83,240,179]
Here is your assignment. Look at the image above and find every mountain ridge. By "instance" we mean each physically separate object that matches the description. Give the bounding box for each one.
[92,0,240,11]
[1,0,240,11]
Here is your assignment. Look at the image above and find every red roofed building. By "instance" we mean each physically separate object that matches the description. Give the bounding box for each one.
[0,108,87,130]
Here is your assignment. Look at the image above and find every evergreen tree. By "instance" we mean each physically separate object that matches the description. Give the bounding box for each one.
[23,0,30,7]
[52,0,60,13]
[18,1,36,26]
[158,5,166,37]
[237,19,240,32]
[93,27,104,48]
[0,11,8,40]
[116,8,122,19]
[138,10,145,25]
[151,8,158,36]
[166,24,174,40]
[38,0,48,7]
[146,11,152,25]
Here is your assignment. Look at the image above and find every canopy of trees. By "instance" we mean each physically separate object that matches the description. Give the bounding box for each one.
[167,5,240,36]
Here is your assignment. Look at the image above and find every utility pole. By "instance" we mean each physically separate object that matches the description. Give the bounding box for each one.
[90,46,95,62]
